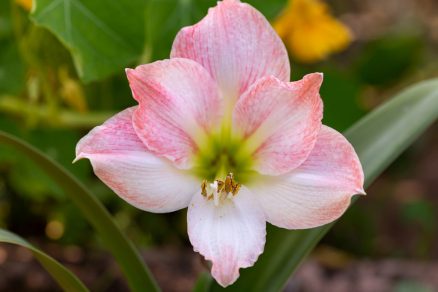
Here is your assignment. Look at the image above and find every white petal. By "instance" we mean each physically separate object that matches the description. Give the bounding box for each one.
[187,186,266,287]
[75,107,199,213]
[249,126,364,229]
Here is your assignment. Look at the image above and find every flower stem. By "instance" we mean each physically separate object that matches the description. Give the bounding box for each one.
[0,95,114,128]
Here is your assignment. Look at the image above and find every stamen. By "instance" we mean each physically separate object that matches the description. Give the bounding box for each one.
[231,183,240,196]
[217,180,225,193]
[224,175,232,193]
[200,173,241,206]
[201,180,208,197]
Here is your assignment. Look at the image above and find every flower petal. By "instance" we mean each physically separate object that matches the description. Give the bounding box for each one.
[75,107,199,213]
[126,58,222,169]
[249,125,364,229]
[187,187,266,287]
[233,73,323,175]
[171,0,290,100]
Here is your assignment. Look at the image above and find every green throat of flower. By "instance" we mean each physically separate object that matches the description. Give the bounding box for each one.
[192,128,255,190]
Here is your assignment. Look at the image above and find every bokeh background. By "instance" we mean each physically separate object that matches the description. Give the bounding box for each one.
[0,0,437,291]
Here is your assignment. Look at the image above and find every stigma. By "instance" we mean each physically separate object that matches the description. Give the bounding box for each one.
[201,173,241,206]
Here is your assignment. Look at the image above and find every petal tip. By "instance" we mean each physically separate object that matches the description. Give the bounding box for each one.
[211,265,240,288]
[125,68,140,84]
[125,68,134,78]
[305,72,324,87]
[355,188,366,196]
[72,154,85,164]
[220,0,240,5]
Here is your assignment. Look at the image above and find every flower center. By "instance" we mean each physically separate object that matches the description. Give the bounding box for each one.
[192,132,254,184]
[201,173,241,206]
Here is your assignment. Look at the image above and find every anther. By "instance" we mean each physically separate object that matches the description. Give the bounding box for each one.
[217,180,225,193]
[231,183,240,196]
[224,174,232,193]
[200,173,241,205]
[201,180,208,197]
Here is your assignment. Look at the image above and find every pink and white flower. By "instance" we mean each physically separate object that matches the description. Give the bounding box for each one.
[75,0,364,287]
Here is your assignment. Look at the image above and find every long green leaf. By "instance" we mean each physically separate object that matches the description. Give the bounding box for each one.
[0,131,159,292]
[0,228,88,291]
[210,79,438,291]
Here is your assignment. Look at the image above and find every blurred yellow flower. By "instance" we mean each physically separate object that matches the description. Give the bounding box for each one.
[273,0,353,63]
[15,0,32,11]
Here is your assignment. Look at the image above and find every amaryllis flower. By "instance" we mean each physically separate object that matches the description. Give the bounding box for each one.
[75,0,364,287]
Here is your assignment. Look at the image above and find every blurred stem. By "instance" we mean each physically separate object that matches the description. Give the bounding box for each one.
[179,0,192,27]
[0,95,113,128]
[142,0,154,64]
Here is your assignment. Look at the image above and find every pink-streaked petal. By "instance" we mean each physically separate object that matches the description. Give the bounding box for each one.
[233,73,323,175]
[187,187,266,287]
[249,125,365,229]
[171,0,290,100]
[126,58,222,169]
[75,107,199,213]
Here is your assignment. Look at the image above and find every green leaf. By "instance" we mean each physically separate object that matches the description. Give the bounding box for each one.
[1,0,26,94]
[31,0,146,82]
[319,67,365,131]
[193,272,212,292]
[0,0,13,41]
[0,14,26,94]
[0,228,88,291]
[210,79,438,291]
[0,131,159,292]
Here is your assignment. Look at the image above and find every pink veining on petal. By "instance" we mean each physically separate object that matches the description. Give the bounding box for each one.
[72,0,368,288]
[250,125,365,229]
[75,107,199,213]
[187,186,266,287]
[126,58,223,169]
[233,73,324,175]
[75,107,145,159]
[171,0,290,99]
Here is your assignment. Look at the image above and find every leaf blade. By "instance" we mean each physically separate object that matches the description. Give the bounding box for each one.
[31,0,146,82]
[0,228,88,292]
[0,131,160,292]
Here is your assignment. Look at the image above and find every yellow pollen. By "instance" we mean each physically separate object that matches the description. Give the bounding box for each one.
[201,173,241,205]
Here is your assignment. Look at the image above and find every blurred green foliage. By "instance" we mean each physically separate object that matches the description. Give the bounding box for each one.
[32,0,147,82]
[0,42,25,94]
[355,34,423,86]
